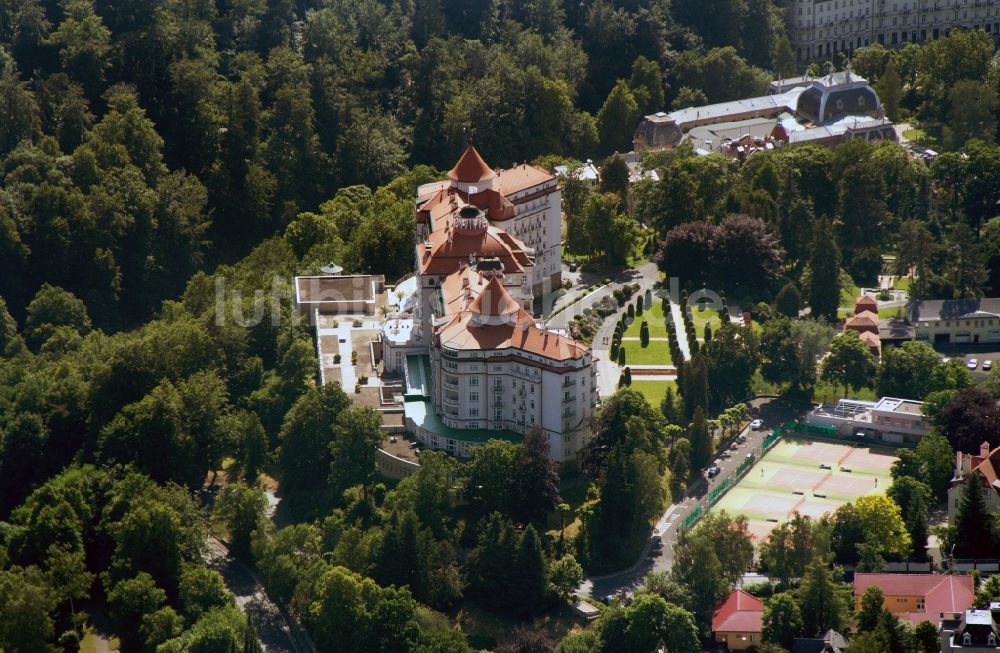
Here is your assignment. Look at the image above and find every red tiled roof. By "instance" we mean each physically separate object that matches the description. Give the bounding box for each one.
[855,295,879,313]
[448,145,496,183]
[497,164,555,195]
[469,275,520,318]
[854,574,974,625]
[713,590,764,634]
[417,225,533,276]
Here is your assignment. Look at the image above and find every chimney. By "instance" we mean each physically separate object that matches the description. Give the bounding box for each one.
[982,441,991,457]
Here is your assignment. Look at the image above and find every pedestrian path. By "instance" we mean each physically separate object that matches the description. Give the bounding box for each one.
[621,337,669,341]
[668,298,691,361]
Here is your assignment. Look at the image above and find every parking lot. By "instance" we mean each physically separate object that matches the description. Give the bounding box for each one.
[936,346,1000,380]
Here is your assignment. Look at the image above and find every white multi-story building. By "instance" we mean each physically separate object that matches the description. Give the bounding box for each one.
[383,146,596,469]
[789,0,1000,63]
[416,145,562,296]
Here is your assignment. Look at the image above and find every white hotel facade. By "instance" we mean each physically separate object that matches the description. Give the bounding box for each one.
[383,146,597,469]
[790,0,1000,62]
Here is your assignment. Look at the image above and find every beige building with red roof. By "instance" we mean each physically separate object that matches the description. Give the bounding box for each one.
[713,590,764,650]
[854,573,975,627]
[384,148,595,468]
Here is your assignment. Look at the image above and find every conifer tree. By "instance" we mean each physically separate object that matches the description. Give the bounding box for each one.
[808,217,841,321]
[954,473,996,558]
[687,407,711,475]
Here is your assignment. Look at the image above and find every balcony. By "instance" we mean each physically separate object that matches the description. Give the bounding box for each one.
[563,378,577,387]
[563,409,577,418]
[443,379,458,390]
[564,394,577,403]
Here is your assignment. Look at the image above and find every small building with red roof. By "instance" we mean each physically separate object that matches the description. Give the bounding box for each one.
[843,294,881,358]
[854,573,975,627]
[713,590,764,650]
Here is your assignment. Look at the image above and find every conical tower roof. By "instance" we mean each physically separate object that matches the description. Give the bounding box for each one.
[469,274,520,324]
[448,145,496,183]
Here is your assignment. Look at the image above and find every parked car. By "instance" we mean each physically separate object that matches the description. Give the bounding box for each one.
[707,462,721,478]
[985,360,993,371]
[750,419,763,430]
[968,358,979,370]
[649,536,663,550]
[568,261,578,272]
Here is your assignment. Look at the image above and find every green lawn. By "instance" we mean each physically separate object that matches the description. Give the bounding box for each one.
[630,380,677,408]
[621,339,673,365]
[840,284,861,308]
[623,300,668,338]
[690,304,722,342]
[894,275,911,291]
[812,381,877,405]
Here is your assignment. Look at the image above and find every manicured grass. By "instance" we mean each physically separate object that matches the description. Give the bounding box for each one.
[812,381,877,405]
[622,300,668,338]
[839,284,861,308]
[620,339,673,365]
[690,304,722,342]
[629,380,677,407]
[894,275,911,291]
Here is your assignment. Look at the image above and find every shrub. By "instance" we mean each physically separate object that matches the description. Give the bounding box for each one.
[627,304,635,319]
[359,375,369,384]
[351,351,358,365]
[613,289,625,306]
[623,367,632,385]
[617,347,626,366]
[640,321,650,346]
[334,353,342,364]
[635,297,643,316]
[353,319,362,327]
[704,323,712,342]
[354,383,361,393]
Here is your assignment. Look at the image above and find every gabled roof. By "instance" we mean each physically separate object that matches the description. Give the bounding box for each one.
[448,145,496,183]
[712,590,764,634]
[907,298,1000,323]
[854,574,974,625]
[855,295,879,313]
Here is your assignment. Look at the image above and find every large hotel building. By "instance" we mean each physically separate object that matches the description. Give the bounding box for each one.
[789,0,1000,62]
[383,146,597,469]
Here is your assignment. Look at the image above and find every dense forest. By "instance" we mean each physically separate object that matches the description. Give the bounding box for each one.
[6,0,1000,649]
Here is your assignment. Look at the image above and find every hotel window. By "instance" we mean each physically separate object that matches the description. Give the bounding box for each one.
[470,377,479,386]
[469,392,478,402]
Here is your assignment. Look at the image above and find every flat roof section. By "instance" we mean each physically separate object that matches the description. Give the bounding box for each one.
[404,398,522,443]
[405,354,432,399]
[295,275,378,304]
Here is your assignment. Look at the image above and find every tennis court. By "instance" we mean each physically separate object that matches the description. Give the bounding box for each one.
[710,436,897,542]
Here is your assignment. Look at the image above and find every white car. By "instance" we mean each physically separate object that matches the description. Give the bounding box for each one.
[968,358,979,370]
[985,360,993,371]
[750,419,763,430]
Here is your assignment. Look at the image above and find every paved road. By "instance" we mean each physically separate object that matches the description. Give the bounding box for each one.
[206,536,306,653]
[546,262,660,330]
[578,407,782,600]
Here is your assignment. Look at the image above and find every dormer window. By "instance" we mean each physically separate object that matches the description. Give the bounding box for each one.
[964,632,972,646]
[988,632,996,646]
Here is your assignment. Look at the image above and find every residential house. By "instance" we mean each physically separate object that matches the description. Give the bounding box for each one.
[949,442,1000,525]
[792,629,849,653]
[854,573,975,626]
[712,590,764,651]
[845,294,881,358]
[941,605,1000,651]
